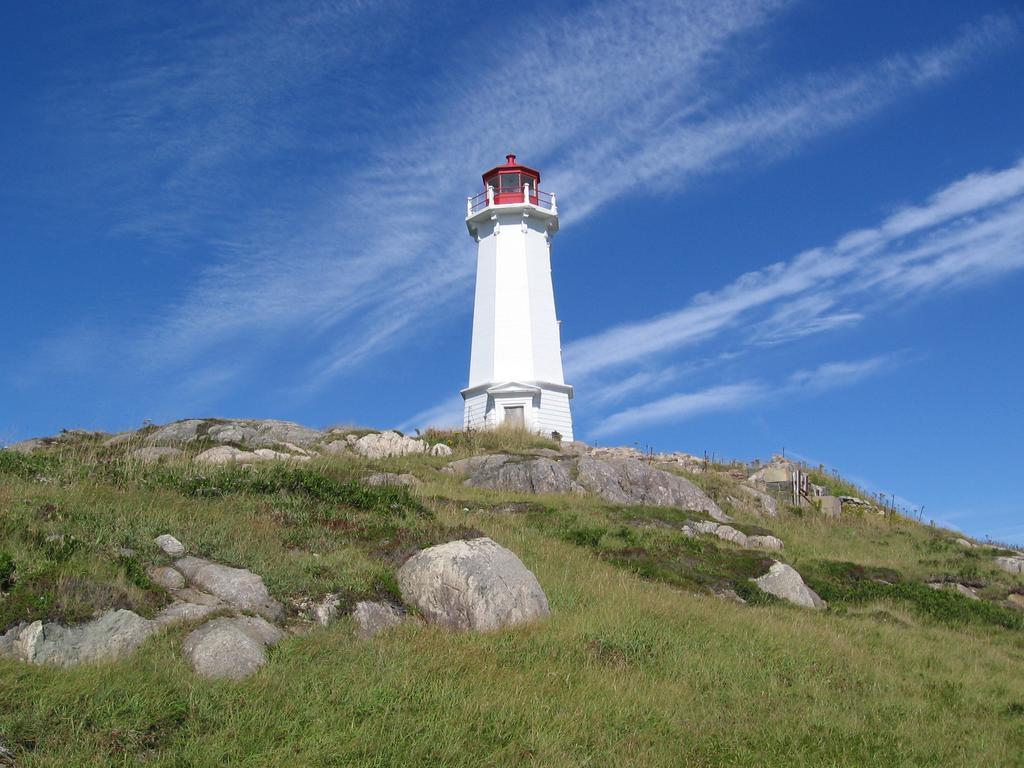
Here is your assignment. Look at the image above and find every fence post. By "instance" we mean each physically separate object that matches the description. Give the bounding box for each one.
[523,182,530,204]
[486,185,494,206]
[550,192,557,214]
[466,196,472,217]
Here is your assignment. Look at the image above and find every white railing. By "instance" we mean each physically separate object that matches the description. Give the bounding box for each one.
[467,184,557,215]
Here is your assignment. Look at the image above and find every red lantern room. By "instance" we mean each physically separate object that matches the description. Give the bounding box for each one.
[483,153,540,205]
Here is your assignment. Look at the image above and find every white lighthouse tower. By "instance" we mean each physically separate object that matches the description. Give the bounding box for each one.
[461,154,574,441]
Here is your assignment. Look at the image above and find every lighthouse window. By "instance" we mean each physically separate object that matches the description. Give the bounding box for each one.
[499,173,520,191]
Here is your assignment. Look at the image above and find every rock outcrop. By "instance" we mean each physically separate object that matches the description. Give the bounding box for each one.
[398,538,549,632]
[181,616,284,680]
[365,472,419,487]
[736,484,778,517]
[146,419,323,449]
[450,454,725,520]
[751,562,826,609]
[576,456,725,519]
[130,446,183,462]
[352,431,426,459]
[148,565,186,590]
[452,455,573,495]
[927,581,980,600]
[174,557,284,621]
[994,556,1024,575]
[683,521,784,550]
[0,610,157,666]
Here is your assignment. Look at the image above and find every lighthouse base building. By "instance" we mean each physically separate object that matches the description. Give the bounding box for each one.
[461,155,574,442]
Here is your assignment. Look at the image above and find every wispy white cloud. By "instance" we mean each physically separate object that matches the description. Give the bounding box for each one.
[397,395,464,433]
[590,354,895,437]
[786,355,892,391]
[591,382,763,438]
[22,2,1018,407]
[565,156,1024,381]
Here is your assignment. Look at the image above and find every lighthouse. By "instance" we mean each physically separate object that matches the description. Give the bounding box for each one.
[461,154,574,441]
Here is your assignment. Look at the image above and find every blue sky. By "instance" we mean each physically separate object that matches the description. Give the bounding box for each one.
[3,1,1023,543]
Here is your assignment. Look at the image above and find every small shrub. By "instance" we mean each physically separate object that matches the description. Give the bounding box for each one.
[563,525,606,548]
[0,553,15,590]
[0,451,61,480]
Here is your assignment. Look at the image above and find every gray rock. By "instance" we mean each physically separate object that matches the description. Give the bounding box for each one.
[994,556,1024,575]
[365,472,420,487]
[145,418,324,449]
[353,431,426,459]
[712,524,749,546]
[155,534,186,557]
[148,565,185,590]
[953,537,976,548]
[206,420,324,449]
[131,446,183,462]
[736,484,778,517]
[751,562,826,610]
[174,557,283,621]
[575,456,727,520]
[252,447,310,462]
[194,446,254,465]
[926,582,980,600]
[0,610,158,666]
[171,587,225,607]
[746,534,785,551]
[145,419,207,446]
[430,443,454,457]
[451,454,573,495]
[4,438,47,454]
[398,537,550,632]
[352,601,406,639]
[155,601,223,625]
[313,594,341,626]
[321,440,351,456]
[102,431,137,447]
[1006,593,1024,611]
[182,616,284,680]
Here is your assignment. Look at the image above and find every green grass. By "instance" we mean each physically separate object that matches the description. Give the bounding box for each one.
[1,442,1024,766]
[423,425,561,455]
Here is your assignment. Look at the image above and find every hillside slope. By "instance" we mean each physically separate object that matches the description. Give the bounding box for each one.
[1,421,1023,767]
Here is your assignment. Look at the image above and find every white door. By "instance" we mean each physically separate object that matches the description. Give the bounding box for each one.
[504,406,525,428]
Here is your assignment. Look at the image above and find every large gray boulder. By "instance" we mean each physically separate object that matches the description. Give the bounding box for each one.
[182,616,284,680]
[174,557,283,621]
[994,556,1024,575]
[575,456,726,519]
[353,431,426,459]
[751,562,826,610]
[451,454,573,495]
[130,446,183,462]
[397,538,549,632]
[0,610,157,666]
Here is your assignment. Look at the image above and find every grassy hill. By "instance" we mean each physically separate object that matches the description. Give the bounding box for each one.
[1,430,1023,766]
